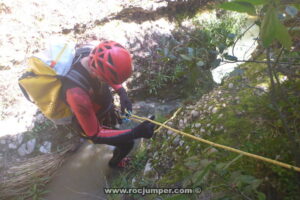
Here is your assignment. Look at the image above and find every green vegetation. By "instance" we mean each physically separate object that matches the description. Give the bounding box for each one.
[107,143,149,200]
[143,12,247,97]
[115,60,300,199]
[17,177,50,200]
[114,0,300,199]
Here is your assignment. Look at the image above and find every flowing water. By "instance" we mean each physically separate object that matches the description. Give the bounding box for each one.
[45,143,113,200]
[212,17,259,83]
[45,100,180,200]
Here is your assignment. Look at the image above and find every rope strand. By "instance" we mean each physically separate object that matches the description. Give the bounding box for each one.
[129,113,300,173]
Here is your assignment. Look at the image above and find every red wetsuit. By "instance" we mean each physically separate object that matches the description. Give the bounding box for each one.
[64,62,135,144]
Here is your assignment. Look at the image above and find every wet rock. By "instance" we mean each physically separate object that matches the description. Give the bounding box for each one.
[153,152,158,159]
[187,106,194,109]
[7,134,24,149]
[17,144,27,157]
[39,141,52,154]
[167,129,174,135]
[195,123,201,128]
[8,142,18,149]
[15,134,24,146]
[191,110,199,118]
[212,107,218,114]
[17,139,36,156]
[143,160,153,176]
[206,147,218,155]
[167,121,173,126]
[183,118,188,124]
[34,113,45,124]
[179,119,184,128]
[26,122,35,130]
[132,177,136,185]
[0,154,4,168]
[179,140,184,146]
[173,136,180,145]
[0,139,6,145]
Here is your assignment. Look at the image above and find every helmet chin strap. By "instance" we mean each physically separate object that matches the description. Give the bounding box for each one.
[81,57,91,72]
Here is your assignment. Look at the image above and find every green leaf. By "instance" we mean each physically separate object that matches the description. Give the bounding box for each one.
[224,154,243,170]
[238,0,267,5]
[188,47,194,57]
[165,194,189,200]
[260,5,277,47]
[164,47,169,56]
[192,163,213,185]
[180,54,193,61]
[275,19,292,49]
[218,44,227,53]
[260,5,292,48]
[196,61,205,67]
[224,54,238,61]
[293,4,300,10]
[257,191,266,200]
[219,1,256,16]
[211,59,221,69]
[168,54,176,60]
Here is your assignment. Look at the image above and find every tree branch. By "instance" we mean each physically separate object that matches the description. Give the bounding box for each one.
[221,59,300,66]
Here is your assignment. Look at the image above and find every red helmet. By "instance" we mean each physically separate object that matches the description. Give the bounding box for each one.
[88,41,132,84]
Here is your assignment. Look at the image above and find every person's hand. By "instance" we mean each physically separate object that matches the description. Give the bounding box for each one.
[132,116,155,139]
[101,105,122,127]
[117,87,132,115]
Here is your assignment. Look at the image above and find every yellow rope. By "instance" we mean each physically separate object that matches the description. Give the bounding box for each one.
[129,113,300,173]
[154,107,182,133]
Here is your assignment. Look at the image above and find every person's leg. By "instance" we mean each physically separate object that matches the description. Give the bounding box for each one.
[108,140,135,167]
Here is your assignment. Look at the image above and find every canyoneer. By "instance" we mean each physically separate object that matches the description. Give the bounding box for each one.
[20,40,156,168]
[64,41,156,168]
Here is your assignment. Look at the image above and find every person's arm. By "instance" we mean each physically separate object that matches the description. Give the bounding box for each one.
[66,87,133,143]
[66,87,153,143]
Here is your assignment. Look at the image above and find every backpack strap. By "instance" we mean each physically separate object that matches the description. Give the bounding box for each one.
[64,69,91,92]
[64,45,94,93]
[72,46,94,65]
[19,83,33,103]
[18,71,36,103]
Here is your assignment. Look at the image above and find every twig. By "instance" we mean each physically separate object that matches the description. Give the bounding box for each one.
[232,23,256,57]
[266,48,300,174]
[243,37,258,60]
[212,170,253,200]
[154,107,182,133]
[221,59,300,66]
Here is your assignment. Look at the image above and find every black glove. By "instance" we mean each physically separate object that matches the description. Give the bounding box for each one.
[132,116,156,139]
[117,87,132,115]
